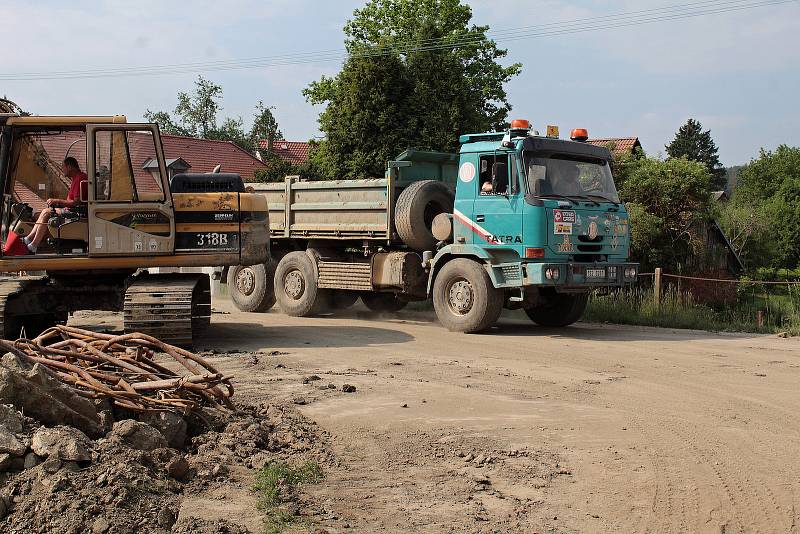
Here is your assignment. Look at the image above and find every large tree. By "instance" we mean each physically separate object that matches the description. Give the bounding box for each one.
[665,118,726,190]
[144,76,280,155]
[305,0,521,178]
[725,145,800,268]
[617,156,715,271]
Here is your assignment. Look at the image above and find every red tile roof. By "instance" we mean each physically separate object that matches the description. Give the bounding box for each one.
[162,134,267,180]
[587,137,641,157]
[258,140,310,165]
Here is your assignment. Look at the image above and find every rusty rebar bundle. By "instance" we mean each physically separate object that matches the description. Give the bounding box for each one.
[0,325,234,413]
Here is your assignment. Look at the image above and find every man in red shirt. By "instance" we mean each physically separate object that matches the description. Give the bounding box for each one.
[23,157,87,253]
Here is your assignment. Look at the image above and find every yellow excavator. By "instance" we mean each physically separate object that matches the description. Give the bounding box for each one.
[0,99,269,345]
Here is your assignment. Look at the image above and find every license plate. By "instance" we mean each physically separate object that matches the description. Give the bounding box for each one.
[586,268,606,279]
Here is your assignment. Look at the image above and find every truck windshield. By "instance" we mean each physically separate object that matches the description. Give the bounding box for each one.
[524,154,620,203]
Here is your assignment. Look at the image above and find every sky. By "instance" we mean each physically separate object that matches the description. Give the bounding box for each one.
[1,0,798,166]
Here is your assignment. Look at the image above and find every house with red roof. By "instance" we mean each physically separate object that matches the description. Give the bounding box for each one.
[586,137,642,158]
[257,139,310,165]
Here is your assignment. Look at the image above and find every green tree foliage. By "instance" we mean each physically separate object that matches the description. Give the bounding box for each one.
[144,76,281,155]
[665,118,726,190]
[726,145,800,268]
[252,153,325,183]
[305,0,521,178]
[617,156,715,271]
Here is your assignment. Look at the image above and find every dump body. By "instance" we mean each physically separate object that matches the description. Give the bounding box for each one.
[251,149,457,243]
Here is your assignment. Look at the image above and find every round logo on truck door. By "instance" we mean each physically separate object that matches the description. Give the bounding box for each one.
[458,162,476,183]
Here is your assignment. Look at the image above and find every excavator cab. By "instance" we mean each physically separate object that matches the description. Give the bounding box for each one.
[0,119,176,259]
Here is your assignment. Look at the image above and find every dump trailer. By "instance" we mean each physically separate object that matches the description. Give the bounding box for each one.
[0,101,269,345]
[227,120,637,333]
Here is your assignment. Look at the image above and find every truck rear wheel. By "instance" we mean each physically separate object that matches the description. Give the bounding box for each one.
[274,252,326,317]
[433,259,503,333]
[227,262,276,312]
[361,292,407,313]
[525,293,588,327]
[395,180,455,251]
[330,290,359,310]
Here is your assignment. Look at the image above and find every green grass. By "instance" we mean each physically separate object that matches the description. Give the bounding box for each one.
[584,286,800,335]
[253,461,323,534]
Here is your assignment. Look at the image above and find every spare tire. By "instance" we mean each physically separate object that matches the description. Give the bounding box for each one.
[395,180,455,251]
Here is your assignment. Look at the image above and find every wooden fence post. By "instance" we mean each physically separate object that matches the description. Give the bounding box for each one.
[654,267,663,307]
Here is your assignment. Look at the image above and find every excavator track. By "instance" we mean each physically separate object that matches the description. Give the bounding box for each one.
[0,276,56,340]
[123,273,211,347]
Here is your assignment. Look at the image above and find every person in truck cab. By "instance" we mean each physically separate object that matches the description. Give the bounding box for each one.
[22,157,86,253]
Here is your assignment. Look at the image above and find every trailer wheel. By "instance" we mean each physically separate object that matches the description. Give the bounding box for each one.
[330,290,359,310]
[361,292,408,313]
[433,258,503,333]
[395,180,455,251]
[227,262,276,312]
[274,252,326,317]
[525,293,588,327]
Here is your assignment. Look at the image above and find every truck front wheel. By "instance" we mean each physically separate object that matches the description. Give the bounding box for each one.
[228,262,276,312]
[433,259,503,333]
[274,252,326,317]
[525,293,588,327]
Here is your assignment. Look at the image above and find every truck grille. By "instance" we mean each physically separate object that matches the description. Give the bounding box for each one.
[318,261,372,291]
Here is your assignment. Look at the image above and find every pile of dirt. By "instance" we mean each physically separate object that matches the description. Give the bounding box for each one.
[0,351,332,533]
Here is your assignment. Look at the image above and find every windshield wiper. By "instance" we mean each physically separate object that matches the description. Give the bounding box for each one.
[583,194,620,206]
[568,194,601,207]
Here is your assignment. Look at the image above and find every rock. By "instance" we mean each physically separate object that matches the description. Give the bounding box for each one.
[0,356,101,437]
[0,405,23,433]
[109,420,167,451]
[0,498,7,520]
[0,453,12,471]
[0,426,26,456]
[141,412,187,449]
[40,457,63,474]
[302,375,321,384]
[92,517,110,533]
[341,384,357,393]
[23,452,42,470]
[157,507,176,528]
[464,453,475,462]
[292,397,307,406]
[777,332,790,338]
[165,455,190,480]
[474,454,486,465]
[31,427,91,462]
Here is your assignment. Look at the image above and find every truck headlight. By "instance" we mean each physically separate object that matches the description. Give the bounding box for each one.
[545,267,560,281]
[624,267,637,279]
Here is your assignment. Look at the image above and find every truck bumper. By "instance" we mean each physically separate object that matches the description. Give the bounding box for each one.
[490,262,639,288]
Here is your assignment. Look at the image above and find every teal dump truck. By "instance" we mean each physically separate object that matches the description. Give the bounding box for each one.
[226,120,638,333]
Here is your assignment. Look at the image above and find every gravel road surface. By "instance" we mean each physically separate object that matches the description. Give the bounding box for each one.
[74,302,800,533]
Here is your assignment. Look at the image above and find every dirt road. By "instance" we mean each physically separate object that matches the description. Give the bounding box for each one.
[80,303,800,533]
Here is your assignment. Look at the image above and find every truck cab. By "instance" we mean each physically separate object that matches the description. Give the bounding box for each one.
[428,121,637,331]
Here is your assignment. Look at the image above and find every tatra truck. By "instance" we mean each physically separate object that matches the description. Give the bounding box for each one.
[225,120,638,333]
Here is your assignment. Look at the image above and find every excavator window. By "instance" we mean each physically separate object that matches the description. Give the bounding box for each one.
[6,128,85,213]
[94,130,165,203]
